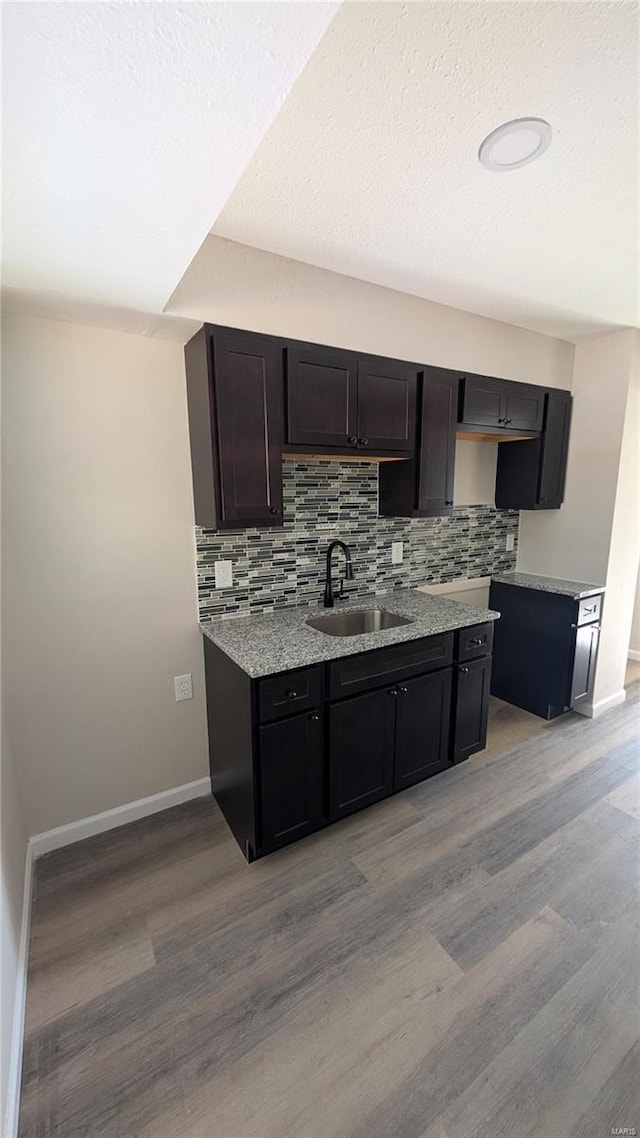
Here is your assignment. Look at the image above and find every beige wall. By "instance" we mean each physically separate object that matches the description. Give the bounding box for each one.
[630,566,640,656]
[168,237,574,386]
[518,329,640,712]
[2,314,209,834]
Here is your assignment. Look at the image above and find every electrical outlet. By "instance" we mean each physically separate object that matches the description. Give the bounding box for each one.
[505,533,515,552]
[391,541,404,565]
[214,560,233,589]
[174,674,193,702]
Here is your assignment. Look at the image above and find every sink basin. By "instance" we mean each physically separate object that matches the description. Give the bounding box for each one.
[306,609,414,637]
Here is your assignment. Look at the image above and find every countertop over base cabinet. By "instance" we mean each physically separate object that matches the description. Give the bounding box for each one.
[202,617,494,861]
[489,579,603,720]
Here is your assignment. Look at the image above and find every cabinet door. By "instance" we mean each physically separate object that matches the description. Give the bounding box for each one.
[460,375,505,427]
[571,623,599,707]
[451,656,491,764]
[356,357,417,452]
[417,370,458,514]
[212,329,283,527]
[329,689,396,820]
[503,384,545,431]
[259,711,326,852]
[537,390,572,508]
[394,669,452,791]
[286,344,358,448]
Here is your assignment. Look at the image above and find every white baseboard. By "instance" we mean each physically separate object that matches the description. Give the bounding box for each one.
[30,777,211,859]
[4,843,34,1138]
[628,649,640,662]
[575,689,627,719]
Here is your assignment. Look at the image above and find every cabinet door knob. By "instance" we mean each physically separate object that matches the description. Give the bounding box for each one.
[498,417,505,424]
[459,666,469,673]
[469,637,484,646]
[269,507,281,515]
[388,688,398,696]
[348,435,358,445]
[358,438,369,447]
[504,418,513,425]
[286,689,298,699]
[445,499,453,506]
[309,713,319,721]
[399,685,408,694]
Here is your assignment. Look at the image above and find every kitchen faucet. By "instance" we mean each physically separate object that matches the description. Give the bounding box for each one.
[323,540,355,608]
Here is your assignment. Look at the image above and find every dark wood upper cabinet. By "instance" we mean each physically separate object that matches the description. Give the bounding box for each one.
[379,367,458,518]
[185,326,284,530]
[460,375,544,433]
[286,345,416,454]
[495,389,572,510]
[394,669,452,790]
[286,344,358,449]
[537,389,572,507]
[356,357,417,452]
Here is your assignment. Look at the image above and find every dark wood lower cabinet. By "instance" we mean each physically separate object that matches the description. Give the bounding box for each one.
[329,689,396,820]
[394,670,452,789]
[451,657,491,764]
[203,623,494,860]
[259,711,326,851]
[489,581,604,720]
[570,622,600,707]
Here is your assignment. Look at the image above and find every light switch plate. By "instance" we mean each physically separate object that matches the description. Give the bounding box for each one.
[391,541,404,565]
[214,560,233,588]
[505,533,515,552]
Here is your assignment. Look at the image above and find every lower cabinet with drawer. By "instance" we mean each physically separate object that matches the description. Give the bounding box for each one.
[203,622,494,861]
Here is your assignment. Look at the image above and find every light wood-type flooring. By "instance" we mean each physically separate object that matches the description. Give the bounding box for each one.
[19,672,640,1138]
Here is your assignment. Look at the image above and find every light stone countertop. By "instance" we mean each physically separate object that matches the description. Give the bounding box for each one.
[201,588,500,679]
[491,572,605,600]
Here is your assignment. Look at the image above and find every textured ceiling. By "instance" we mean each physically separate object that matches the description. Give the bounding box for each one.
[1,1,337,312]
[213,1,639,341]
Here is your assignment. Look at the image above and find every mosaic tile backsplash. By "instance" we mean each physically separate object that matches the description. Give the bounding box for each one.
[196,461,519,620]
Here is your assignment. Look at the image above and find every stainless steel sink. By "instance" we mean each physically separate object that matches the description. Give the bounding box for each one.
[306,609,414,637]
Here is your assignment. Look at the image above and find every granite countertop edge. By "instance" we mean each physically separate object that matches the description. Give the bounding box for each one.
[491,572,605,600]
[200,588,500,678]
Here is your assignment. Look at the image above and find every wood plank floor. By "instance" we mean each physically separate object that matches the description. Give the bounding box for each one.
[19,677,640,1138]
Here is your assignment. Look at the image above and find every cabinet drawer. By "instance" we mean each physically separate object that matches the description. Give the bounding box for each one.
[576,594,602,627]
[455,622,494,662]
[258,665,322,722]
[328,634,453,700]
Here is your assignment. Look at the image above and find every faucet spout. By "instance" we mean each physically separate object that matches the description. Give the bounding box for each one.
[323,540,355,608]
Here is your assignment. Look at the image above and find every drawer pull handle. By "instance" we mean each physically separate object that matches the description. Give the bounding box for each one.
[469,637,484,646]
[583,605,597,613]
[286,689,298,699]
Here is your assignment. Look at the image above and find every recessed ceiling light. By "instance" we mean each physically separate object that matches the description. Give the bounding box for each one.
[479,118,552,172]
